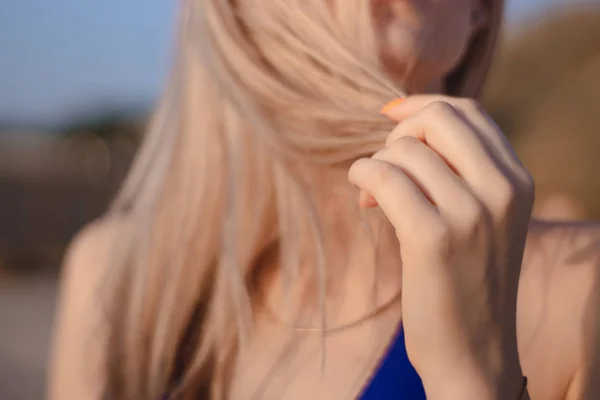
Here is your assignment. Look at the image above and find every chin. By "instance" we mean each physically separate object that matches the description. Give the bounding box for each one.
[379,52,445,93]
[380,41,469,93]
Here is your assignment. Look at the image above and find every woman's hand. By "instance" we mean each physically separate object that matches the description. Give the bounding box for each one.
[348,95,534,400]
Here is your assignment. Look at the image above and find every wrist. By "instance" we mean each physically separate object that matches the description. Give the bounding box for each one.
[421,357,525,400]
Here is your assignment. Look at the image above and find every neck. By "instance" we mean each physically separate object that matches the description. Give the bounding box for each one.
[260,170,404,329]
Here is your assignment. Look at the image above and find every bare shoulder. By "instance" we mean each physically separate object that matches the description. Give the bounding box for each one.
[62,216,125,277]
[518,219,600,400]
[48,215,131,400]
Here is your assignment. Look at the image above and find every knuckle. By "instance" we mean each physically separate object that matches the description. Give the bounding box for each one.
[390,136,421,153]
[381,137,423,162]
[458,97,484,114]
[423,101,457,118]
[442,193,487,238]
[489,174,518,213]
[370,160,397,188]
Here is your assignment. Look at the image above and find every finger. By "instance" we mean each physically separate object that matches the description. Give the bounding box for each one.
[383,101,531,215]
[384,101,501,190]
[348,158,438,239]
[372,137,477,219]
[382,95,524,176]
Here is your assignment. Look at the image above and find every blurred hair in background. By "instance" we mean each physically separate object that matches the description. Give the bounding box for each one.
[0,2,599,399]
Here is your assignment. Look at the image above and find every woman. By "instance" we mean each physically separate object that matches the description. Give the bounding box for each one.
[49,0,600,399]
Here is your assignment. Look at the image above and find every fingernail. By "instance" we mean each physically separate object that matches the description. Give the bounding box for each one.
[380,98,405,115]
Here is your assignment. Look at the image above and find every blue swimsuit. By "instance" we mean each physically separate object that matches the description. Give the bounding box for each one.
[359,327,426,399]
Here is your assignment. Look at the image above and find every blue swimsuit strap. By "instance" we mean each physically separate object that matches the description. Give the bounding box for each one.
[359,327,426,399]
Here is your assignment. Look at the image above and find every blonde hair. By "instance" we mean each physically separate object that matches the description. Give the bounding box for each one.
[104,0,503,398]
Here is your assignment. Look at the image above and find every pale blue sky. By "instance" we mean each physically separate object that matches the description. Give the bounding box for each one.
[0,0,593,126]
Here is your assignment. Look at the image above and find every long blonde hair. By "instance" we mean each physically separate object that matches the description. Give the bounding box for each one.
[104,0,503,398]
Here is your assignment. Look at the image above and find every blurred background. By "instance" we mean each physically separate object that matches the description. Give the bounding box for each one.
[1,0,599,398]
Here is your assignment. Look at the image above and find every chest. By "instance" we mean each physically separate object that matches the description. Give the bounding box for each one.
[229,310,404,400]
